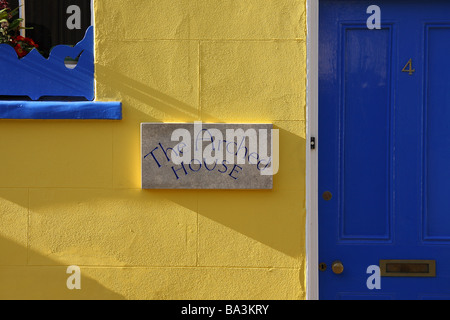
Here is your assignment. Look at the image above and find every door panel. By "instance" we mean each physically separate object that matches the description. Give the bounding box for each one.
[424,26,450,242]
[341,25,392,241]
[319,0,450,300]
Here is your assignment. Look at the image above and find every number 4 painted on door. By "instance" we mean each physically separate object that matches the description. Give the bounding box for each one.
[402,58,415,75]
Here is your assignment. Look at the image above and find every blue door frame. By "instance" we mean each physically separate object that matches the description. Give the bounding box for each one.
[319,0,450,299]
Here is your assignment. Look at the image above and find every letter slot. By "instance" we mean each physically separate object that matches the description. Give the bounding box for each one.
[380,260,436,277]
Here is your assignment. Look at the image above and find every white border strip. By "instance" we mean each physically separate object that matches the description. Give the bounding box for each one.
[18,0,25,37]
[305,0,319,300]
[91,0,94,27]
[91,0,96,100]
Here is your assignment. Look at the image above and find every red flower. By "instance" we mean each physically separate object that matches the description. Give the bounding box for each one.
[0,0,9,10]
[24,37,38,48]
[14,43,26,58]
[10,35,39,57]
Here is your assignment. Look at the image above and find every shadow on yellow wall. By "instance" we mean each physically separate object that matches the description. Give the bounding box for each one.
[96,63,202,122]
[96,63,306,260]
[96,63,306,265]
[0,235,124,300]
[0,60,306,298]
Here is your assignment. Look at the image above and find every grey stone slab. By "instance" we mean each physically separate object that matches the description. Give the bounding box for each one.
[141,123,274,189]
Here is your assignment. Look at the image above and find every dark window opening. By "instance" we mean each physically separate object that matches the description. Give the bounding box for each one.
[9,0,19,12]
[22,0,91,58]
[0,0,94,101]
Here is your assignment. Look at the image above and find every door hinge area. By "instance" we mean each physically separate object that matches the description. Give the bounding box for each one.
[310,137,316,150]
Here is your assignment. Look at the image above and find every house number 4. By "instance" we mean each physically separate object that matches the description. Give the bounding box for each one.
[402,58,415,75]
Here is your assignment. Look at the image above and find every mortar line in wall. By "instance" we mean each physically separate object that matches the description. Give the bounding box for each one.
[198,40,202,121]
[97,38,307,42]
[15,186,125,190]
[1,187,42,189]
[13,265,301,270]
[194,38,307,43]
[196,190,199,267]
[111,123,115,189]
[26,188,30,266]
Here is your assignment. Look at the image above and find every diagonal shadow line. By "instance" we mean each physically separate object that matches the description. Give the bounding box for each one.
[191,127,307,261]
[94,66,307,259]
[0,235,125,300]
[95,63,221,123]
[0,63,306,287]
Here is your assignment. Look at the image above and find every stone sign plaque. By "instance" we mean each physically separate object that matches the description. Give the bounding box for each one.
[141,123,276,189]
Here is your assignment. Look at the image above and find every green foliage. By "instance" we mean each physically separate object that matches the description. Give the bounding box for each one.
[0,2,38,57]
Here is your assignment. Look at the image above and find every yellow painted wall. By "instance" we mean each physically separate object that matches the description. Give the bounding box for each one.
[0,0,307,299]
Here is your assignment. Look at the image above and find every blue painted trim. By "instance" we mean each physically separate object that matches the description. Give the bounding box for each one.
[0,101,122,120]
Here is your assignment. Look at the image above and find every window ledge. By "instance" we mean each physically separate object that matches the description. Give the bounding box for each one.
[0,100,122,120]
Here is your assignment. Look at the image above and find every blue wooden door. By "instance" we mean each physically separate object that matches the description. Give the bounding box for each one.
[319,0,450,299]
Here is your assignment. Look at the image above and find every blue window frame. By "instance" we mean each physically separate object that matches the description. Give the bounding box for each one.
[0,0,121,120]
